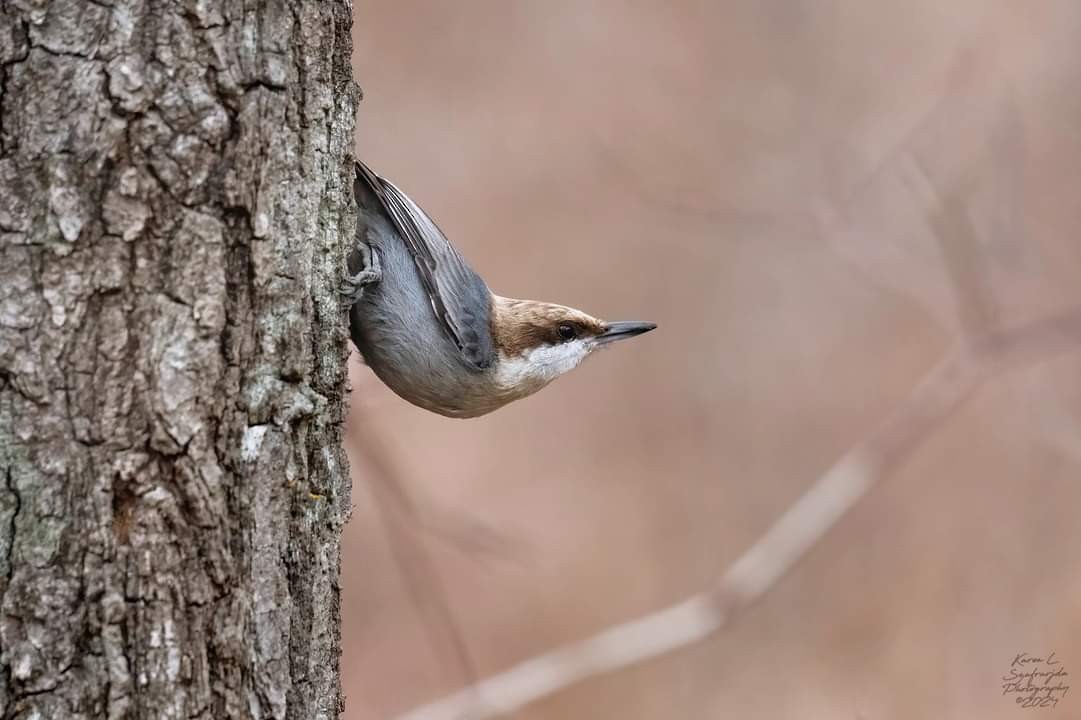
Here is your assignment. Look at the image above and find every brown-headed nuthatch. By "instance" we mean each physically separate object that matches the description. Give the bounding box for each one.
[342,161,656,418]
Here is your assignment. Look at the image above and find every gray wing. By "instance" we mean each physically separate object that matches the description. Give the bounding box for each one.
[355,161,495,370]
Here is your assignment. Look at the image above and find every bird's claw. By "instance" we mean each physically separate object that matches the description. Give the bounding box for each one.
[340,243,381,307]
[339,269,379,305]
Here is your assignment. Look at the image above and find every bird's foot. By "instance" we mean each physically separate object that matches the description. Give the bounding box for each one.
[340,268,380,305]
[340,243,382,307]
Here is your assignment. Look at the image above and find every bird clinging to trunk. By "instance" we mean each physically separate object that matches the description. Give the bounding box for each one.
[342,161,655,418]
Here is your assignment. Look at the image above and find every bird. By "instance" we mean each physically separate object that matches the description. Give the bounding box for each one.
[342,160,656,418]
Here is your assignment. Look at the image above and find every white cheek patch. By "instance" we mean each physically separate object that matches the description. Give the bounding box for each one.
[495,340,590,390]
[533,340,590,378]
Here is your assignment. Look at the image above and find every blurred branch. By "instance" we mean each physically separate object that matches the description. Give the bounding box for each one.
[928,175,1001,339]
[396,303,1081,720]
[345,411,480,689]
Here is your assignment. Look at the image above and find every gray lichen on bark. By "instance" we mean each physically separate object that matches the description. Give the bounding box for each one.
[0,1,359,718]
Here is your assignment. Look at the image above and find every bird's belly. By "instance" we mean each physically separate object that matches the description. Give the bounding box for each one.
[350,289,502,418]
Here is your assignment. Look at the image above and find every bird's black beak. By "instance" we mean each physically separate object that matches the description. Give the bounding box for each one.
[596,320,657,346]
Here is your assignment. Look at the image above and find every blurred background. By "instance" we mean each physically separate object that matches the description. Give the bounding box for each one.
[343,2,1081,718]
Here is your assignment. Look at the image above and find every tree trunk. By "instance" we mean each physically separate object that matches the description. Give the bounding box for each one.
[0,2,358,719]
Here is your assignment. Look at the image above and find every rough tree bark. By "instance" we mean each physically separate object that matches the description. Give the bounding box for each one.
[0,2,359,719]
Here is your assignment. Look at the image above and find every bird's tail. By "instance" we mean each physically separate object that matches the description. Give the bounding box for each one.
[354,159,387,214]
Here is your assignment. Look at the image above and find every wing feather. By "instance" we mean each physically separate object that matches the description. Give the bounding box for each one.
[355,161,495,370]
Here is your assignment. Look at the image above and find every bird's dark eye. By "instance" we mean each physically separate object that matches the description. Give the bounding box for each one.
[557,323,577,342]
